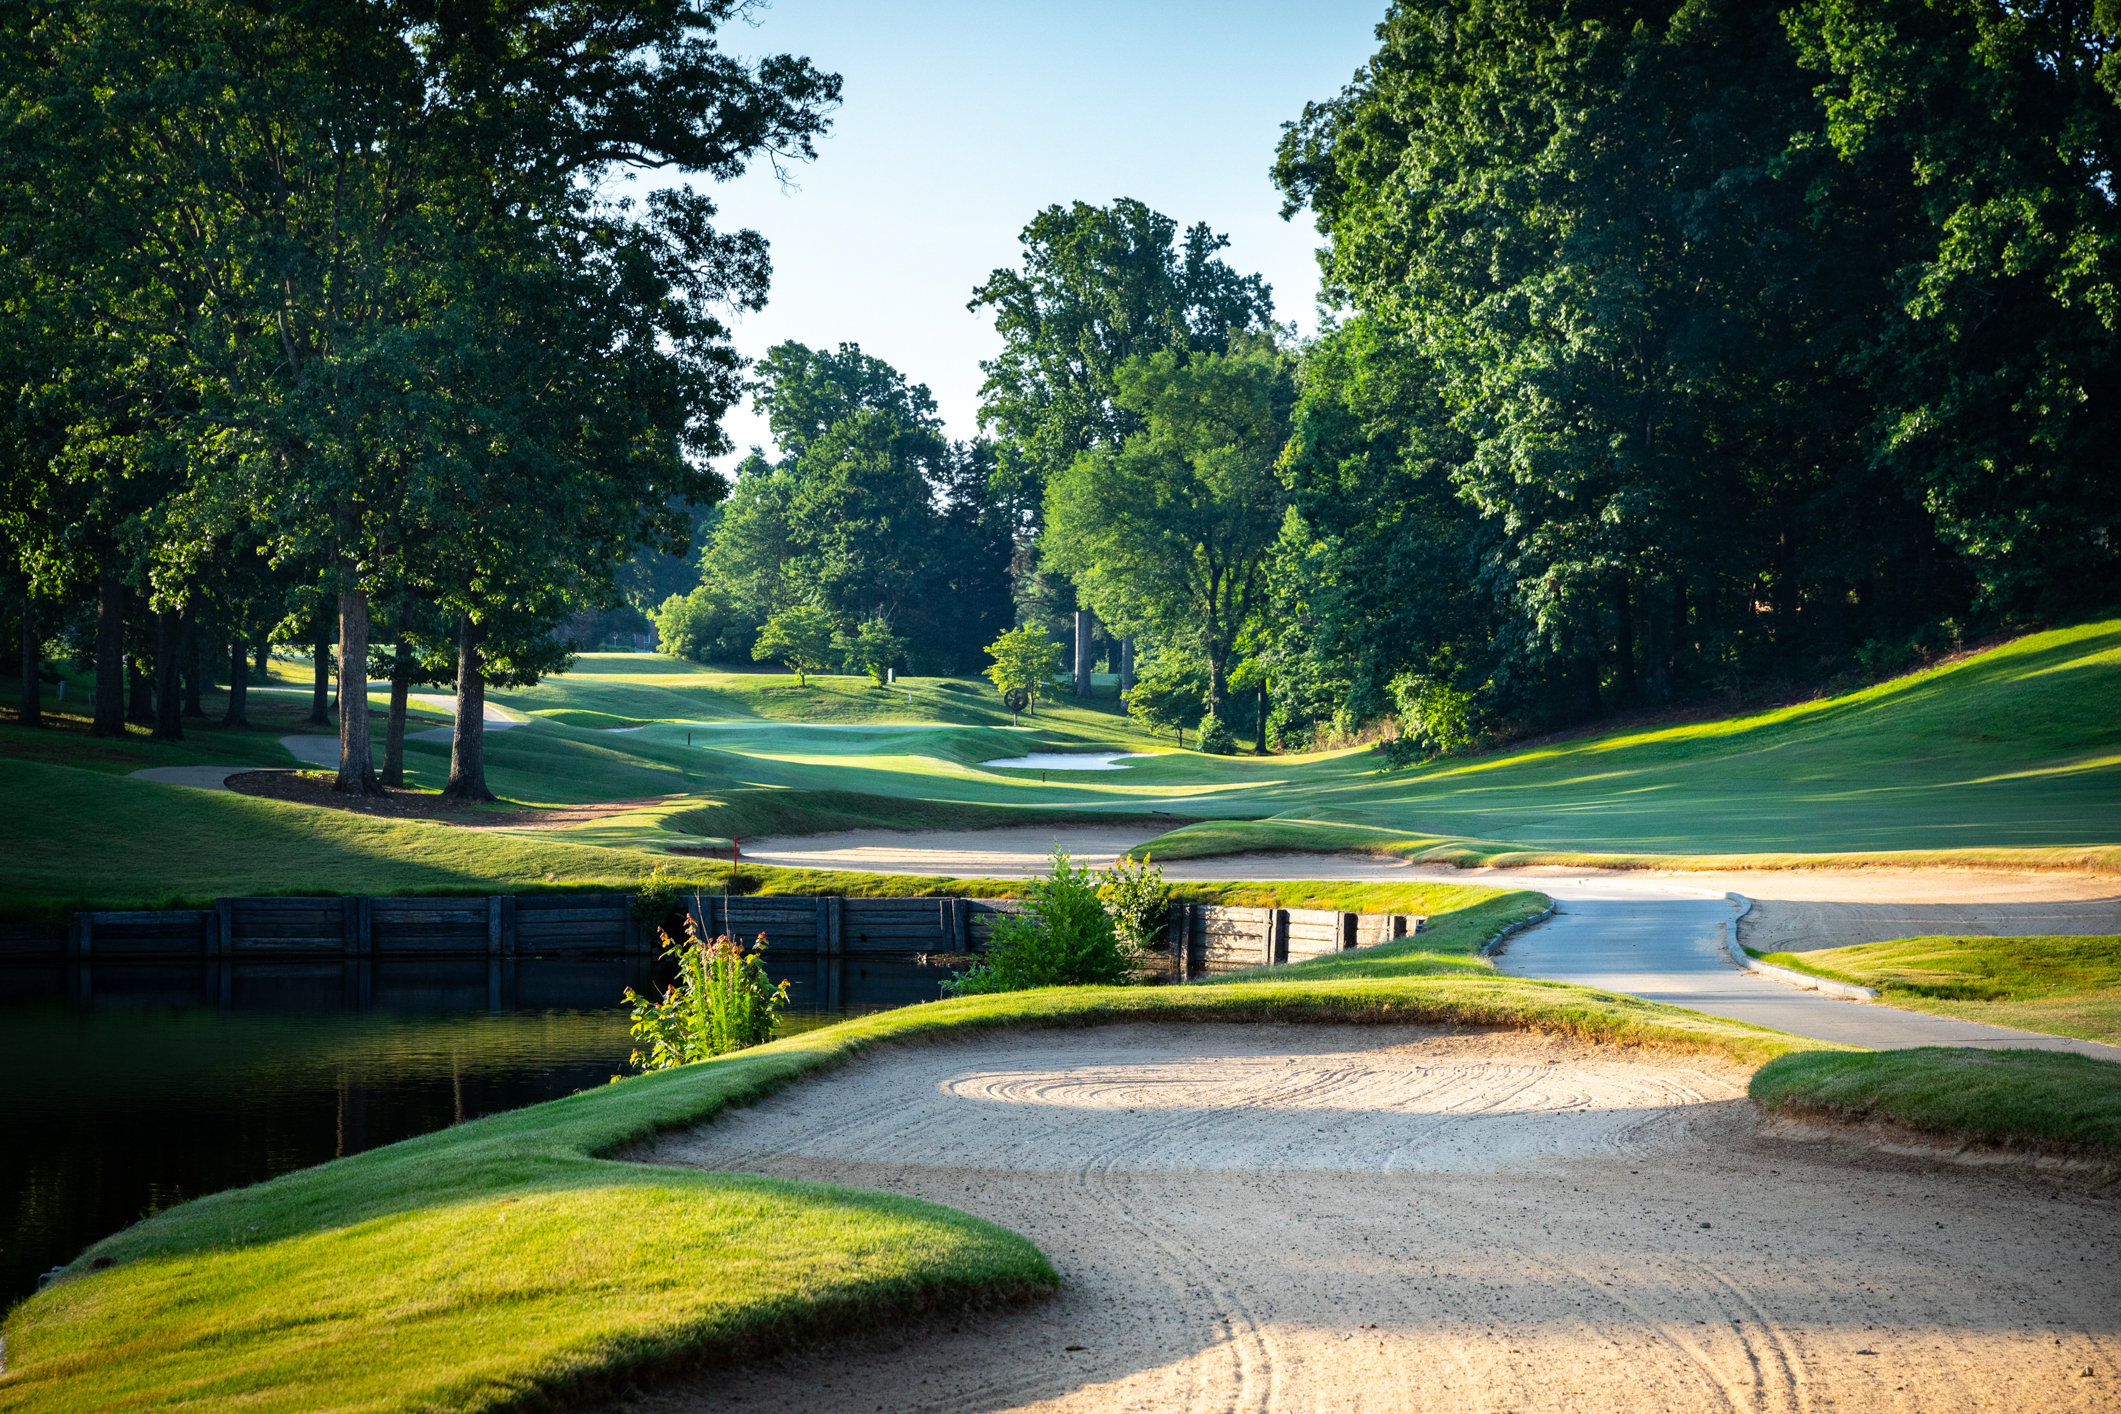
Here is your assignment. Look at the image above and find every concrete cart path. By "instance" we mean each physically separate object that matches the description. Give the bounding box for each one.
[1490,876,2121,1059]
[127,765,250,791]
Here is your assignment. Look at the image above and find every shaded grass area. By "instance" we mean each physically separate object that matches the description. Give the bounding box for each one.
[1750,1048,2121,1162]
[0,703,321,776]
[2,953,1826,1413]
[1756,935,2121,1046]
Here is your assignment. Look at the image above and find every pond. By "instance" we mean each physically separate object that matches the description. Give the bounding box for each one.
[0,996,858,1307]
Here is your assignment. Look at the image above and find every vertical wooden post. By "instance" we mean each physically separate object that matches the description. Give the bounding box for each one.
[814,896,831,1010]
[953,896,969,953]
[487,896,503,1011]
[824,896,843,1011]
[69,914,90,1005]
[216,898,234,1008]
[1261,907,1277,968]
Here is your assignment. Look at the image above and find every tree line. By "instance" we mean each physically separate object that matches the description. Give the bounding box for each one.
[662,0,2117,760]
[704,0,2109,757]
[1,0,838,795]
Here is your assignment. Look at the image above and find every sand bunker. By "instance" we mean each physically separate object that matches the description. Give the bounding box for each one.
[613,1024,2118,1413]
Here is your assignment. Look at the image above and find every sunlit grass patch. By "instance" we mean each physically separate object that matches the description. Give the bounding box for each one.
[1758,935,2121,1046]
[1751,1047,2121,1161]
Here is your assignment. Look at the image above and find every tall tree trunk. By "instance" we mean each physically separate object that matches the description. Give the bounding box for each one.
[18,584,42,727]
[442,614,493,802]
[309,621,331,725]
[153,604,187,741]
[127,655,155,726]
[180,614,204,717]
[91,575,126,737]
[224,639,250,725]
[1614,575,1636,705]
[383,637,412,789]
[335,558,382,795]
[1119,636,1135,695]
[1254,680,1267,754]
[1206,651,1226,719]
[1074,610,1092,697]
[253,636,271,685]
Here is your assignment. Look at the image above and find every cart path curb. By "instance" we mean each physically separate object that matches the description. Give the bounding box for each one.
[1480,905,1556,958]
[1723,891,1881,1000]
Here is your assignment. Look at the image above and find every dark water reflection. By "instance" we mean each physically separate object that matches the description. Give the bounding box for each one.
[0,981,863,1307]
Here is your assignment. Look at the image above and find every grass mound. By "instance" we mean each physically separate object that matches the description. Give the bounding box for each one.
[1750,1047,2121,1162]
[529,708,657,729]
[664,787,1178,843]
[3,951,1827,1412]
[1754,935,2121,1047]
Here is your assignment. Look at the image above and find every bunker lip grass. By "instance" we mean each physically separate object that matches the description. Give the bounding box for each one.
[1749,1047,2121,1167]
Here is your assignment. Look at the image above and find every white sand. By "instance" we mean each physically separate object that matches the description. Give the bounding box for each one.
[609,1024,2119,1413]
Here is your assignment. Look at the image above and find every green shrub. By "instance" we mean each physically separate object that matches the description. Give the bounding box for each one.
[1387,672,1478,760]
[1195,714,1236,755]
[944,848,1144,994]
[1098,851,1170,954]
[623,919,790,1068]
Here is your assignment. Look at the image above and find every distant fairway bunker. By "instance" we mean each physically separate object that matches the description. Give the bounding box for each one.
[621,1022,2121,1414]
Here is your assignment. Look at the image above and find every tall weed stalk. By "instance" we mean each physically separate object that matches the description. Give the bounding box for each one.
[623,918,790,1069]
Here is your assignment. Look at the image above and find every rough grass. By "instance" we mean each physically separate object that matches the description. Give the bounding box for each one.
[1750,1048,2121,1162]
[1757,935,2121,1046]
[2,948,1832,1413]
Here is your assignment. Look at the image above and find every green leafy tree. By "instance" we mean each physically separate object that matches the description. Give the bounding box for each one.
[653,581,754,663]
[752,604,836,685]
[942,848,1142,995]
[834,616,907,685]
[1096,853,1170,958]
[970,199,1278,530]
[1122,648,1206,743]
[983,624,1061,716]
[1043,345,1293,715]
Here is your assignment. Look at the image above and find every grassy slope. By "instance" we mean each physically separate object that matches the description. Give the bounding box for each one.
[1137,620,2121,865]
[1755,935,2121,1046]
[2,937,1829,1414]
[1750,1048,2121,1162]
[5,623,2116,910]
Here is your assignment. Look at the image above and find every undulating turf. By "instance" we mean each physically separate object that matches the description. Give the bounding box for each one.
[10,623,2117,875]
[2,940,1836,1413]
[1755,935,2121,1046]
[1749,1047,2121,1161]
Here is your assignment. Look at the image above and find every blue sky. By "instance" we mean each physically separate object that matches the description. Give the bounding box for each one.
[650,0,1388,466]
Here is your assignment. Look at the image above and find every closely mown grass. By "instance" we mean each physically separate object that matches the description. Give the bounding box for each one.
[1750,1048,2121,1162]
[663,787,1181,843]
[1755,935,2121,1046]
[1,957,1826,1413]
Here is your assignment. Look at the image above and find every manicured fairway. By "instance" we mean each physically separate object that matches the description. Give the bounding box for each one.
[3,623,2117,899]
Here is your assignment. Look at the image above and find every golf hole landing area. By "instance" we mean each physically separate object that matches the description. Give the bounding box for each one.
[620,1025,2118,1414]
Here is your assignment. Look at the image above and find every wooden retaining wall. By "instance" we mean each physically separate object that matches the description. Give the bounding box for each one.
[1164,904,1426,979]
[0,894,1425,1009]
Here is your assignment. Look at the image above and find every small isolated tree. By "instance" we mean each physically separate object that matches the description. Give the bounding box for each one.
[1123,649,1206,743]
[943,847,1143,994]
[752,604,835,685]
[984,623,1060,716]
[1096,852,1169,957]
[1194,715,1236,755]
[834,616,906,685]
[1389,672,1478,757]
